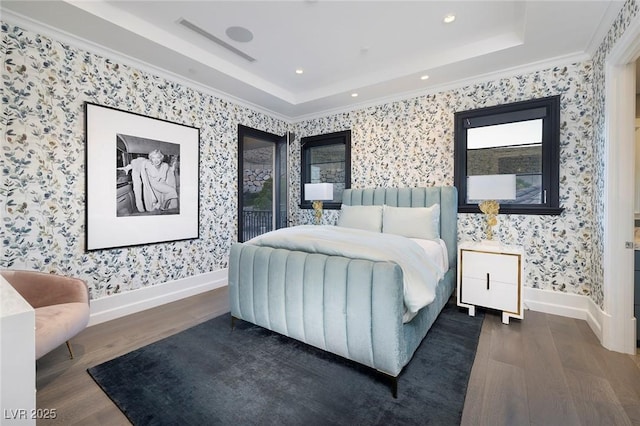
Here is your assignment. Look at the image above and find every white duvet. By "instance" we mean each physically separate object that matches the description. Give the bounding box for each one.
[247,225,447,322]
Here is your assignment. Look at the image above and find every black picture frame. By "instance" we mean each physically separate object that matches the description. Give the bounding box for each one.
[85,102,200,251]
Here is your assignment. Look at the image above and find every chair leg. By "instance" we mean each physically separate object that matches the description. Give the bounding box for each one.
[66,341,74,359]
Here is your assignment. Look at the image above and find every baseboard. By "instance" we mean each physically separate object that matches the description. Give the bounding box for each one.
[523,287,604,342]
[88,269,228,326]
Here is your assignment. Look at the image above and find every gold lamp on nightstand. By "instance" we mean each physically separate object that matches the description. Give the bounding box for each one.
[305,183,334,225]
[467,174,516,241]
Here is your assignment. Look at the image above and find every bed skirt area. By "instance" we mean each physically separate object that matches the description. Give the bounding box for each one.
[228,243,455,378]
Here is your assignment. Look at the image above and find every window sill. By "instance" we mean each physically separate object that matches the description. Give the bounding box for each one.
[299,202,342,210]
[459,205,565,216]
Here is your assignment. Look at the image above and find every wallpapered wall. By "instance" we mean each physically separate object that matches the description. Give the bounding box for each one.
[290,62,596,298]
[591,0,638,308]
[3,1,637,308]
[290,0,640,309]
[1,22,288,300]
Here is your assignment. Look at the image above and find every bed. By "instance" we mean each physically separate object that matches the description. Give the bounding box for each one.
[228,186,457,397]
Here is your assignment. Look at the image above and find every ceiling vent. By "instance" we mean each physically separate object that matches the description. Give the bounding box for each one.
[178,18,256,62]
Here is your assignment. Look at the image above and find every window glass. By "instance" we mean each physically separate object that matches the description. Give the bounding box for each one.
[307,144,346,203]
[467,119,543,205]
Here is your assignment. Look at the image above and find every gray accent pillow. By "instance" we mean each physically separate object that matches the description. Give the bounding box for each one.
[383,204,440,240]
[337,205,383,232]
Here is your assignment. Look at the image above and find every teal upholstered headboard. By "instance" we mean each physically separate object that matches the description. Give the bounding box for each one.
[341,187,458,270]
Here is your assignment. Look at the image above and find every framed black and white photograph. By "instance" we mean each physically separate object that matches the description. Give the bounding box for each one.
[85,102,200,251]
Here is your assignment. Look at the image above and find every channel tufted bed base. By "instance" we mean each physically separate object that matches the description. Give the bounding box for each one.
[228,186,458,397]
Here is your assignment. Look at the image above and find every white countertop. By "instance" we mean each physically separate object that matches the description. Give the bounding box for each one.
[0,276,33,318]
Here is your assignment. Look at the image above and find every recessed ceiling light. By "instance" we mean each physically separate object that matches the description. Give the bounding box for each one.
[295,69,304,75]
[443,14,456,24]
[420,74,430,80]
[351,93,358,98]
[226,26,253,42]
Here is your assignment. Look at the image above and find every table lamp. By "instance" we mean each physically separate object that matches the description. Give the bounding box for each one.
[305,183,334,225]
[467,174,516,241]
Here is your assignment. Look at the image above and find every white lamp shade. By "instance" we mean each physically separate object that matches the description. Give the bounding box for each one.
[305,183,334,201]
[467,174,516,201]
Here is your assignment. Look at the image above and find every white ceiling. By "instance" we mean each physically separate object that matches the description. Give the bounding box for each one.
[1,0,625,120]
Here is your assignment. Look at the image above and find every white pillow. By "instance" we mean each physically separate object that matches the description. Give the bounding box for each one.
[382,204,440,240]
[337,204,383,232]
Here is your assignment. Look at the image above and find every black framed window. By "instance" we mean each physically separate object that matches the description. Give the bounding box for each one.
[300,130,351,209]
[454,96,563,215]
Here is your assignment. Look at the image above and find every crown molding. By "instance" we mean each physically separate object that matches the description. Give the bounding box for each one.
[1,9,292,124]
[291,52,591,123]
[585,0,627,57]
[2,9,594,125]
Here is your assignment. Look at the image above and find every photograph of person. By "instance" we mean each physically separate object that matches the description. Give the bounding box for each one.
[116,135,180,217]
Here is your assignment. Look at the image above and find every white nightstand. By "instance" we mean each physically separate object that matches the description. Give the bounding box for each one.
[457,241,524,324]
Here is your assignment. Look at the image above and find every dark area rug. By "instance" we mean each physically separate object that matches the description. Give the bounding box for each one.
[88,298,484,426]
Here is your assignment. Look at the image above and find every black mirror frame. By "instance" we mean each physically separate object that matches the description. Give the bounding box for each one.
[454,96,564,215]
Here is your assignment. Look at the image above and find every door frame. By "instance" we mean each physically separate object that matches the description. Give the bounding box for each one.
[237,125,287,242]
[603,14,640,354]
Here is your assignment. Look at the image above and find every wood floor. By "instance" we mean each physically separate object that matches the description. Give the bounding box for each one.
[34,288,640,425]
[34,286,230,425]
[461,308,640,426]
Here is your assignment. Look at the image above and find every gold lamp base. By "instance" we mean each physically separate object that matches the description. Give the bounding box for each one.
[478,200,500,240]
[312,200,323,225]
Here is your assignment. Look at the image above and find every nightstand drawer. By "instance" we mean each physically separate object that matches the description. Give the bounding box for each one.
[457,242,524,324]
[460,250,519,284]
[460,277,518,312]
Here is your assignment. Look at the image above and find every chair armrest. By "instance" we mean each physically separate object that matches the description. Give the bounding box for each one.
[0,270,89,309]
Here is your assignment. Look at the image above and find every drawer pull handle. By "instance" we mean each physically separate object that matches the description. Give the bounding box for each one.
[486,273,490,290]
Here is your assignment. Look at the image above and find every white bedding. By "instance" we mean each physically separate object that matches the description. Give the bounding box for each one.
[247,225,447,322]
[409,238,449,274]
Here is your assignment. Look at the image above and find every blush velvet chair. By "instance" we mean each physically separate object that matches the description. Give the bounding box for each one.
[0,270,90,360]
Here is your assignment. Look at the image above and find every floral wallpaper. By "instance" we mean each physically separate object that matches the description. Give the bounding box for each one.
[291,62,596,297]
[3,0,638,308]
[1,22,288,300]
[590,0,639,308]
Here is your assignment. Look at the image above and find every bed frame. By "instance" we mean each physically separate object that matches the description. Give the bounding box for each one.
[228,186,458,397]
